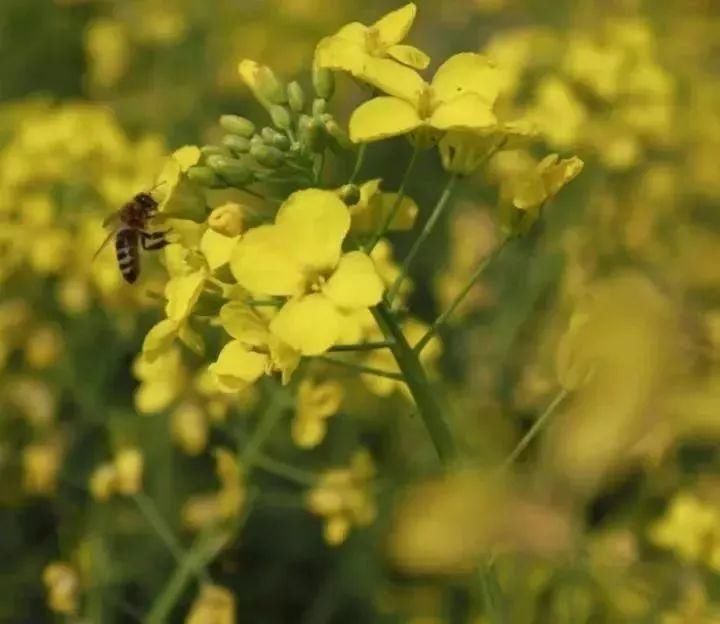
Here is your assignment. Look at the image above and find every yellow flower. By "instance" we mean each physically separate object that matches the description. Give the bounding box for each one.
[231,189,384,355]
[292,379,344,448]
[165,268,207,321]
[186,584,236,624]
[649,493,720,568]
[306,450,376,545]
[171,402,209,455]
[314,3,429,101]
[208,202,245,238]
[155,146,207,222]
[133,346,187,413]
[238,59,287,107]
[511,154,585,212]
[349,53,501,145]
[24,324,64,369]
[345,179,418,234]
[23,439,62,496]
[43,562,80,615]
[114,447,144,495]
[89,462,117,502]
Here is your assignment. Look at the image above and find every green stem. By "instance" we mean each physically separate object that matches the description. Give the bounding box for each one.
[241,385,291,470]
[388,174,459,303]
[372,302,457,466]
[366,145,420,252]
[478,563,507,624]
[349,143,367,184]
[314,355,404,381]
[415,238,508,355]
[145,529,228,624]
[501,388,569,470]
[328,340,393,353]
[252,453,317,486]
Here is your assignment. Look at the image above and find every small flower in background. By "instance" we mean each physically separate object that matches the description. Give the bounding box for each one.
[292,378,344,448]
[186,584,236,624]
[343,179,418,234]
[22,439,62,496]
[42,562,80,615]
[306,450,376,545]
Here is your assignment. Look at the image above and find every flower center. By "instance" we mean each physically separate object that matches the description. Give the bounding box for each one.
[365,27,384,56]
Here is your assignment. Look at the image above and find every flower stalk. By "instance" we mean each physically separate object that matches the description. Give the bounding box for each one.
[373,302,457,466]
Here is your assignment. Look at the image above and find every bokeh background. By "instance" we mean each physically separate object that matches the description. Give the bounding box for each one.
[3,0,720,622]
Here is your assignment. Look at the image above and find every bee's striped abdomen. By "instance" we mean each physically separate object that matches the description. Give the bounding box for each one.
[115,228,140,283]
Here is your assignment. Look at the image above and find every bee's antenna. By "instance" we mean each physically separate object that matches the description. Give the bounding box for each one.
[148,180,167,193]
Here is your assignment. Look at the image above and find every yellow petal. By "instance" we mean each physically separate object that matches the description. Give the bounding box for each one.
[323,251,384,309]
[200,227,239,271]
[349,97,422,143]
[387,44,430,70]
[230,225,306,296]
[209,340,268,383]
[314,34,365,74]
[540,155,584,198]
[276,189,350,272]
[350,184,417,233]
[135,380,178,414]
[171,145,201,171]
[431,53,502,106]
[430,93,498,132]
[378,192,418,230]
[270,295,342,356]
[164,269,206,321]
[142,319,180,360]
[360,57,426,104]
[373,3,417,48]
[512,172,548,211]
[218,302,270,346]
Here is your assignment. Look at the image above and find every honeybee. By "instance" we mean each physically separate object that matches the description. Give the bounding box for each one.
[94,186,169,283]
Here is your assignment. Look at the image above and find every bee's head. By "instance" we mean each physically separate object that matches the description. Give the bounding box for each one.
[134,192,159,215]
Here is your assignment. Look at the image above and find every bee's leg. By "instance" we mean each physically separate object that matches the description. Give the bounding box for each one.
[140,230,170,251]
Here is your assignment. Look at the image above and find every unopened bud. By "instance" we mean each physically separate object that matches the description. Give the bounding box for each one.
[222,134,251,154]
[339,184,361,206]
[312,65,335,99]
[325,119,353,150]
[208,202,245,237]
[219,115,255,137]
[206,156,254,186]
[250,144,284,168]
[298,115,325,153]
[287,81,306,113]
[187,166,224,188]
[238,60,286,105]
[201,145,231,159]
[269,105,292,130]
[312,98,327,116]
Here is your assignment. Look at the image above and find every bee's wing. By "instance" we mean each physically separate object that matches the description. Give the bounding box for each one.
[92,227,119,262]
[102,210,122,229]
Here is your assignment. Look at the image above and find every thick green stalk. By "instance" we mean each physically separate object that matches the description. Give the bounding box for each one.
[373,302,457,466]
[388,174,459,303]
[315,355,404,381]
[366,145,420,252]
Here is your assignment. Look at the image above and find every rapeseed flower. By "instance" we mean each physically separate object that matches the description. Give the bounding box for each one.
[315,3,429,101]
[42,562,80,615]
[292,378,344,448]
[186,584,236,624]
[349,53,501,146]
[230,189,384,355]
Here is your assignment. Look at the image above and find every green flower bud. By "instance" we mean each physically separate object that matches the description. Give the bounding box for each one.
[312,65,335,99]
[238,60,287,106]
[201,145,231,159]
[312,98,327,116]
[338,184,361,206]
[250,134,265,148]
[270,134,291,151]
[269,105,292,130]
[187,165,224,188]
[261,127,277,142]
[219,115,255,138]
[222,134,251,154]
[206,155,254,186]
[324,119,353,150]
[287,81,305,113]
[250,144,285,168]
[298,115,325,154]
